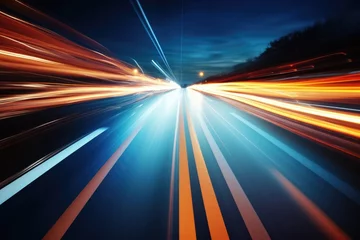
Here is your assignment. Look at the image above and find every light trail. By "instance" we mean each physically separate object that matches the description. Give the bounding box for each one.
[0,127,107,205]
[0,7,179,119]
[9,0,109,52]
[0,94,151,148]
[130,58,145,74]
[167,98,180,240]
[190,72,360,158]
[131,0,177,81]
[193,73,360,103]
[272,169,350,240]
[197,92,355,238]
[231,112,360,205]
[0,9,170,83]
[42,96,161,240]
[152,60,173,80]
[0,83,178,119]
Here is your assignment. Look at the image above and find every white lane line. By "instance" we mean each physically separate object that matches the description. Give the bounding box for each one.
[231,112,360,205]
[43,98,162,240]
[198,115,270,240]
[299,102,360,113]
[167,98,180,240]
[0,127,107,205]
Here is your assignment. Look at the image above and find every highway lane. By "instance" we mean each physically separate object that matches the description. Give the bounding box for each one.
[0,91,168,238]
[1,89,360,239]
[0,92,159,182]
[59,90,180,239]
[186,90,360,239]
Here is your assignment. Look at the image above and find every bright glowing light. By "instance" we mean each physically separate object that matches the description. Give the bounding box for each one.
[168,80,181,89]
[199,71,204,77]
[190,72,360,158]
[187,89,203,112]
[0,10,180,119]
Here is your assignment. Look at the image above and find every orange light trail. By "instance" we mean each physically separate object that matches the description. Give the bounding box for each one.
[0,9,170,83]
[0,6,179,119]
[190,73,360,158]
[272,169,350,240]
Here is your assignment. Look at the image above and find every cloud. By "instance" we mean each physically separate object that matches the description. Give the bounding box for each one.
[97,0,339,83]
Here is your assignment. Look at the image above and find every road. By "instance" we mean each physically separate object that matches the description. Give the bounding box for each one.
[1,89,360,240]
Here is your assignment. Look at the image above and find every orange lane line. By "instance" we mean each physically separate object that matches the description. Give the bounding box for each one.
[179,98,197,240]
[185,104,229,240]
[43,121,145,240]
[272,169,350,240]
[199,115,270,240]
[167,99,180,240]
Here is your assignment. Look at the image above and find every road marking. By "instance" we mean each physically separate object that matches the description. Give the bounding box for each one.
[178,101,197,240]
[0,128,107,205]
[199,116,270,240]
[43,101,160,240]
[186,105,229,240]
[231,112,360,205]
[272,169,350,240]
[167,98,180,240]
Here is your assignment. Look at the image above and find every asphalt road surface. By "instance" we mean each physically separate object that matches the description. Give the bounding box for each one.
[1,89,360,240]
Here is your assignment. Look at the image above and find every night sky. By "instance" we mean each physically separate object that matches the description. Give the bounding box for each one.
[22,0,357,83]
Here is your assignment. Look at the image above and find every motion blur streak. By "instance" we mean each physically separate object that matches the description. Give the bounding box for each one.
[190,73,360,158]
[130,0,177,81]
[0,127,107,205]
[43,99,159,240]
[2,1,360,240]
[272,169,350,240]
[192,72,360,102]
[0,84,177,119]
[231,112,360,205]
[167,99,180,240]
[0,8,179,119]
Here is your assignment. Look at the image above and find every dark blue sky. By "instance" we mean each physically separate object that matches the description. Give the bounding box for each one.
[24,0,357,83]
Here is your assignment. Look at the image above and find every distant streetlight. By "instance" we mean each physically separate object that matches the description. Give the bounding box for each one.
[199,71,204,77]
[133,68,139,74]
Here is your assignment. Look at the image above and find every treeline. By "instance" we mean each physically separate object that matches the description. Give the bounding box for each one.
[203,11,360,82]
[235,12,360,73]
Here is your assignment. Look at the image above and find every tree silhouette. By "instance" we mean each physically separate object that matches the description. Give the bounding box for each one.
[203,12,360,83]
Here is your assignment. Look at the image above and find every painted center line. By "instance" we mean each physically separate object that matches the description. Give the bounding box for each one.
[0,127,108,205]
[186,104,229,240]
[178,101,197,240]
